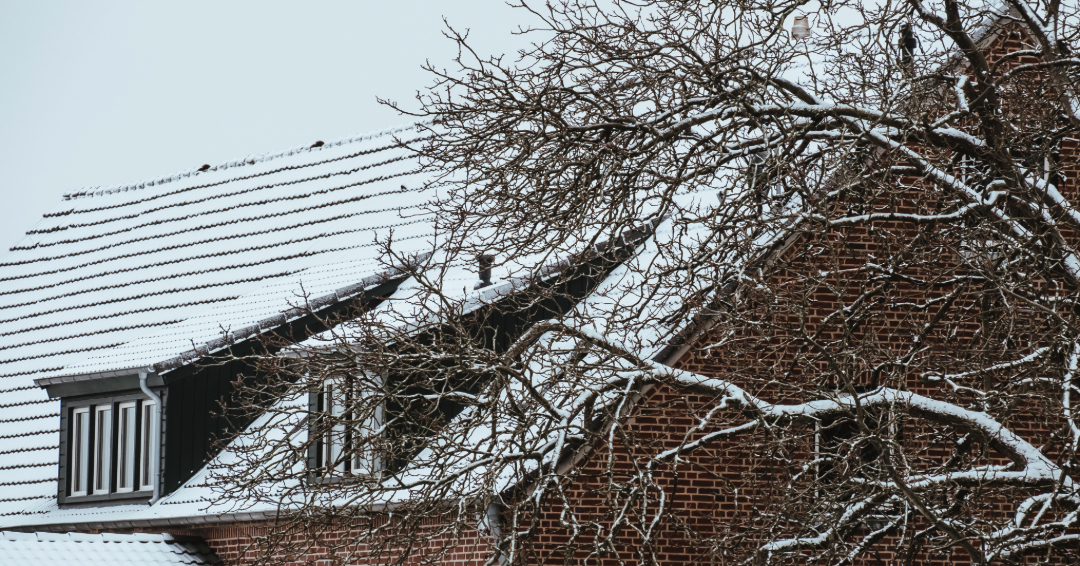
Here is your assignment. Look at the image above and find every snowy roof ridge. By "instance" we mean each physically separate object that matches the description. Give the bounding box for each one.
[61,121,432,202]
[970,0,1013,43]
[35,156,425,238]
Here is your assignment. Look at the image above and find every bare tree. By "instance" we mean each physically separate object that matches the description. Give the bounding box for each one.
[209,1,1080,564]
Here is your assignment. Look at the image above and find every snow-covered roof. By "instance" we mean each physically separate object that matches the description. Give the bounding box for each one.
[0,531,220,565]
[0,216,699,531]
[0,131,799,531]
[0,114,677,530]
[0,124,442,520]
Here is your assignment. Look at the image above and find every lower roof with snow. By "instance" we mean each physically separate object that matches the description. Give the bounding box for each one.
[0,531,221,565]
[0,124,441,520]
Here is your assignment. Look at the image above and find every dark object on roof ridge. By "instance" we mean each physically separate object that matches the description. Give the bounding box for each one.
[478,255,495,288]
[60,121,433,201]
[310,141,325,149]
[899,22,920,67]
[197,164,211,172]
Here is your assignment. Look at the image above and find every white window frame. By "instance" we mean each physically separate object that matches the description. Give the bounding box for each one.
[92,405,112,495]
[70,407,90,497]
[115,401,137,493]
[139,399,156,492]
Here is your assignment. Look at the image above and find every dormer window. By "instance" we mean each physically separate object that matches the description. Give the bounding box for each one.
[310,377,383,479]
[61,394,157,503]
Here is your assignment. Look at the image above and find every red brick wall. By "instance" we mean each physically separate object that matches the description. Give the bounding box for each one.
[521,385,799,565]
[109,515,494,566]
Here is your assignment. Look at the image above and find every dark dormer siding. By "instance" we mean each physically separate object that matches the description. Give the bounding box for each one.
[378,231,655,473]
[160,277,407,494]
[162,224,658,493]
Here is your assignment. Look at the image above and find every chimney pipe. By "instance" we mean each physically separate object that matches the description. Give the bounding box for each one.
[791,16,811,40]
[478,255,494,288]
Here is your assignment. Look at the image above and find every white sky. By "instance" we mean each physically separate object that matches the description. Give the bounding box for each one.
[0,1,530,249]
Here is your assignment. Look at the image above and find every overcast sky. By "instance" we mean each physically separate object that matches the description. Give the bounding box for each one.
[0,1,530,249]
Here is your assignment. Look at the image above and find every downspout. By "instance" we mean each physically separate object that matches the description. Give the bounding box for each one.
[138,370,162,504]
[486,501,506,565]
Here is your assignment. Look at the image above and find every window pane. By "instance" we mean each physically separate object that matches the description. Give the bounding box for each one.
[140,401,155,491]
[117,404,136,491]
[350,376,383,476]
[316,377,384,477]
[93,407,112,494]
[352,402,383,476]
[326,383,345,472]
[71,409,89,495]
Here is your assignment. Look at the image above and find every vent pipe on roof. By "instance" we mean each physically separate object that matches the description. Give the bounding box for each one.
[139,371,162,505]
[478,255,495,288]
[791,16,811,40]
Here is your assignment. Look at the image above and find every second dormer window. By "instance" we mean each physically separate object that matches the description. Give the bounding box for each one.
[312,378,383,478]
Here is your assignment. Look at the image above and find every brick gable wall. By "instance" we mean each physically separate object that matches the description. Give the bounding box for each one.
[520,24,1080,565]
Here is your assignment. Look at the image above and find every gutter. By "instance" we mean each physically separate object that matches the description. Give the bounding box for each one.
[3,510,281,533]
[3,498,439,533]
[139,370,162,505]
